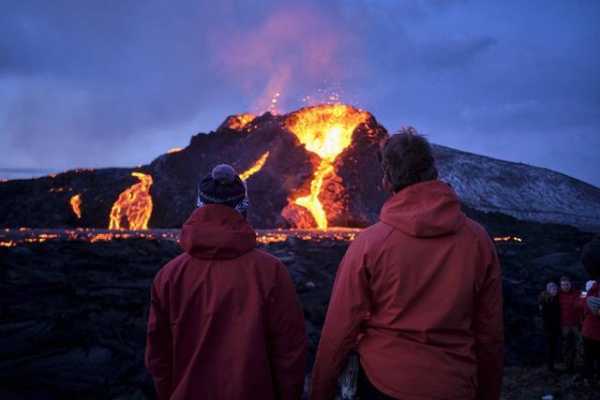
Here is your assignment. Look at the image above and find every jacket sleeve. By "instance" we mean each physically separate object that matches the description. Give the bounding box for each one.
[474,242,504,400]
[145,273,173,400]
[310,239,370,400]
[267,262,308,400]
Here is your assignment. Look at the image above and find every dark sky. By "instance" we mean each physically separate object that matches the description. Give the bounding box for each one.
[2,0,599,185]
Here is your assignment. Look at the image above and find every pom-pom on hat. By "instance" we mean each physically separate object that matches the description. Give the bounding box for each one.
[197,164,247,209]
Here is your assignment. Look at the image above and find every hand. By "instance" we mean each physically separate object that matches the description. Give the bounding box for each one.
[587,296,600,315]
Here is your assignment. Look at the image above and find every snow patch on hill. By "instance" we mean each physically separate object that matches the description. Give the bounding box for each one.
[433,145,600,231]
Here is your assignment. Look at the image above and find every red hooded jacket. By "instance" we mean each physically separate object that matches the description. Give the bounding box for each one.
[311,181,504,400]
[145,205,307,400]
[582,283,600,341]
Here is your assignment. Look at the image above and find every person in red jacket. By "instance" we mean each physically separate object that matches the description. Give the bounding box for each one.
[581,236,600,383]
[145,164,307,400]
[558,275,581,372]
[310,128,504,400]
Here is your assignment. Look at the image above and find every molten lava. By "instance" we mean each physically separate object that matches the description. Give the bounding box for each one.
[70,194,82,219]
[239,151,270,181]
[167,147,183,154]
[109,172,153,230]
[226,113,256,130]
[284,104,369,229]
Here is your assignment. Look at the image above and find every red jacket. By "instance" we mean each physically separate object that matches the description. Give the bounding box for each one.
[145,205,307,400]
[583,283,600,341]
[311,181,504,400]
[558,290,581,327]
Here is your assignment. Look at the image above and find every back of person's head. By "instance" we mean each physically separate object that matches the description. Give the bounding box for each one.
[582,235,600,279]
[546,282,558,296]
[197,164,248,215]
[559,275,572,291]
[379,127,438,193]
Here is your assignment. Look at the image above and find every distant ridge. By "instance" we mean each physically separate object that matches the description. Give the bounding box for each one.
[0,168,58,181]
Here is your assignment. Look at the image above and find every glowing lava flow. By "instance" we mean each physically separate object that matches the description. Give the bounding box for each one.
[285,104,369,229]
[226,113,256,130]
[109,172,153,230]
[239,151,270,181]
[70,194,82,219]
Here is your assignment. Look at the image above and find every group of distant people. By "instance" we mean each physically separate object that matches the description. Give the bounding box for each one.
[143,128,599,400]
[539,271,600,383]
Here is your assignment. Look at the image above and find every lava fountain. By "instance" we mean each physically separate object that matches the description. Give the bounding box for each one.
[109,172,153,230]
[284,104,369,229]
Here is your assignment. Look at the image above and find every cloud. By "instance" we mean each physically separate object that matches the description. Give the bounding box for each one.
[418,36,497,68]
[208,4,364,112]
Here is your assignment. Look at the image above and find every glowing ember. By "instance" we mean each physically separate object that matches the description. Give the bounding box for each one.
[493,236,523,243]
[239,151,270,181]
[90,233,116,243]
[70,194,82,219]
[284,104,369,229]
[226,113,256,130]
[256,232,288,244]
[167,147,183,154]
[269,92,281,113]
[109,172,154,230]
[0,228,359,247]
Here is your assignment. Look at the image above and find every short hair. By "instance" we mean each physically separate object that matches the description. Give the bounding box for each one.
[582,235,600,279]
[379,127,438,192]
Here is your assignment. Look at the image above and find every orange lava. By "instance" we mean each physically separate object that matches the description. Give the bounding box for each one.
[284,104,369,229]
[226,113,256,130]
[109,172,153,230]
[70,194,82,219]
[167,147,183,154]
[493,236,523,243]
[239,151,270,181]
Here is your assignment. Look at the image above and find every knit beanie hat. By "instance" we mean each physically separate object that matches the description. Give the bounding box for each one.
[582,235,600,279]
[197,164,248,215]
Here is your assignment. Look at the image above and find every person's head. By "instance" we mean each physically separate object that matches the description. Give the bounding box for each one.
[582,235,600,280]
[546,282,558,296]
[197,164,248,217]
[378,127,438,193]
[559,276,572,292]
[585,280,596,292]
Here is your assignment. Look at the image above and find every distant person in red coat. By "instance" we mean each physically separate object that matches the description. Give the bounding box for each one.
[581,235,600,384]
[558,275,581,372]
[310,128,503,400]
[145,164,307,400]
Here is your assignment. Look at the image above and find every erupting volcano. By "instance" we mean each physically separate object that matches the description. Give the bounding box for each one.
[1,103,598,231]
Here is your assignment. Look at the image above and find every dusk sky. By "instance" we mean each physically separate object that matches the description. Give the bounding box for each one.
[2,0,599,185]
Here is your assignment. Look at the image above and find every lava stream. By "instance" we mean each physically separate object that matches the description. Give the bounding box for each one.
[70,194,82,219]
[239,151,270,181]
[109,172,153,230]
[285,104,369,229]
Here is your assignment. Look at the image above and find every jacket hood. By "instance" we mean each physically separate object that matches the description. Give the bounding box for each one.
[180,204,256,259]
[380,180,466,238]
